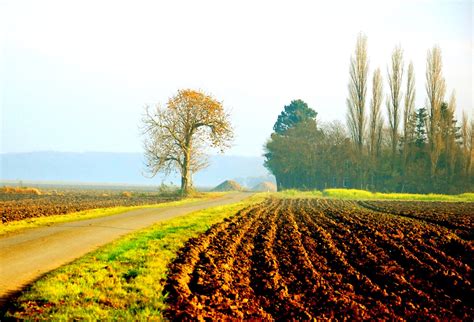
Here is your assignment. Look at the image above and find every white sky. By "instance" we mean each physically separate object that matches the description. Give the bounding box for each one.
[0,0,472,156]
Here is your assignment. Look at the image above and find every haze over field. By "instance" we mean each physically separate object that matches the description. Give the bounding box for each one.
[1,1,472,157]
[0,152,273,187]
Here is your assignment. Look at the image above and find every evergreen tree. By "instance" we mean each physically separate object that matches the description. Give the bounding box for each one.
[273,100,317,135]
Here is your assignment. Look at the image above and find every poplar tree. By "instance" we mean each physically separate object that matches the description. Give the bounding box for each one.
[425,46,446,179]
[347,33,368,153]
[386,46,404,162]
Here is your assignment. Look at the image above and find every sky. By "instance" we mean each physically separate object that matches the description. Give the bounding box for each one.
[0,0,472,157]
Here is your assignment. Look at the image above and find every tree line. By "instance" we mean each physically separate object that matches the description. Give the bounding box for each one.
[265,34,473,193]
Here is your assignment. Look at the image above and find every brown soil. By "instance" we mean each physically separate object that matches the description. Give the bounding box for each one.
[0,192,178,224]
[164,198,474,320]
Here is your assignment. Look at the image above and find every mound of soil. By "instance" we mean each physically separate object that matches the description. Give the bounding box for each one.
[251,181,277,192]
[212,180,243,192]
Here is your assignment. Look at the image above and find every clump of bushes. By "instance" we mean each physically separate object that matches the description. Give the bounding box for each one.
[157,183,180,197]
[1,186,42,195]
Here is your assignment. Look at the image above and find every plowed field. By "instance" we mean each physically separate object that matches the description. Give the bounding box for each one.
[358,200,474,240]
[0,193,177,224]
[164,198,473,320]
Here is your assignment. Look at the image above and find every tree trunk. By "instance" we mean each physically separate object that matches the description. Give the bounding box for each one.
[180,151,191,195]
[180,173,190,195]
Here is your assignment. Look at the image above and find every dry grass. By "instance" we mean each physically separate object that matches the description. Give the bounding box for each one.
[1,186,42,195]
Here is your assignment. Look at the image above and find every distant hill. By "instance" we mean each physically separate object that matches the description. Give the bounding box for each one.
[0,152,274,188]
[234,175,276,188]
[252,181,277,192]
[212,180,243,192]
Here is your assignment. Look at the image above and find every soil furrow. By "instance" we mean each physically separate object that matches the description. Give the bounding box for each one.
[164,197,474,320]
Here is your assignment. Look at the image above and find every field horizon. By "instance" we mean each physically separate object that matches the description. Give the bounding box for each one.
[0,151,275,188]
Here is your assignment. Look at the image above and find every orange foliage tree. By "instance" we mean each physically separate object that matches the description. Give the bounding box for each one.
[142,89,233,195]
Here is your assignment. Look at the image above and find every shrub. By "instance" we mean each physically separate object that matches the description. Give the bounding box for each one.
[1,186,42,195]
[157,183,180,197]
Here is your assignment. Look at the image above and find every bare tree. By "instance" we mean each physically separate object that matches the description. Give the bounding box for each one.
[403,61,416,164]
[470,118,474,177]
[461,111,473,177]
[444,91,457,180]
[369,67,384,159]
[425,46,446,178]
[367,67,384,189]
[386,46,404,161]
[142,89,233,194]
[347,33,369,153]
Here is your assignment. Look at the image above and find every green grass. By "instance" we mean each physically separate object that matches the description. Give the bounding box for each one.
[276,188,473,202]
[4,193,266,320]
[0,194,225,236]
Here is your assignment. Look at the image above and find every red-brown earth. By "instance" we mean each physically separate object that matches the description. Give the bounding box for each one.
[164,198,473,320]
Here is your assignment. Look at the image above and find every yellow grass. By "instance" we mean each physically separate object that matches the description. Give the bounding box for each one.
[272,188,473,202]
[323,188,474,201]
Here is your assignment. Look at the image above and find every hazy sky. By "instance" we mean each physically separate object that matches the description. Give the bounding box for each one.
[1,0,472,156]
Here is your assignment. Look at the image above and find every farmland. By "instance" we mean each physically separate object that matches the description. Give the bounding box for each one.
[2,193,472,320]
[0,188,179,224]
[165,198,473,320]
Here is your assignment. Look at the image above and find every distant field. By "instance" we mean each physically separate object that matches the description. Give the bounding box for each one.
[0,186,231,236]
[0,187,180,225]
[0,180,214,192]
[0,180,165,191]
[2,186,472,234]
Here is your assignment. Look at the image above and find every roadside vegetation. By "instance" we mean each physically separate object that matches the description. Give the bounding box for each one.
[3,194,266,320]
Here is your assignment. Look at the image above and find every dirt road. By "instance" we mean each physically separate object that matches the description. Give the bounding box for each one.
[0,193,252,305]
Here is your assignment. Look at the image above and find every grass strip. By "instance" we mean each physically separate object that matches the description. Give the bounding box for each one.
[276,188,474,202]
[3,193,266,320]
[323,189,474,201]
